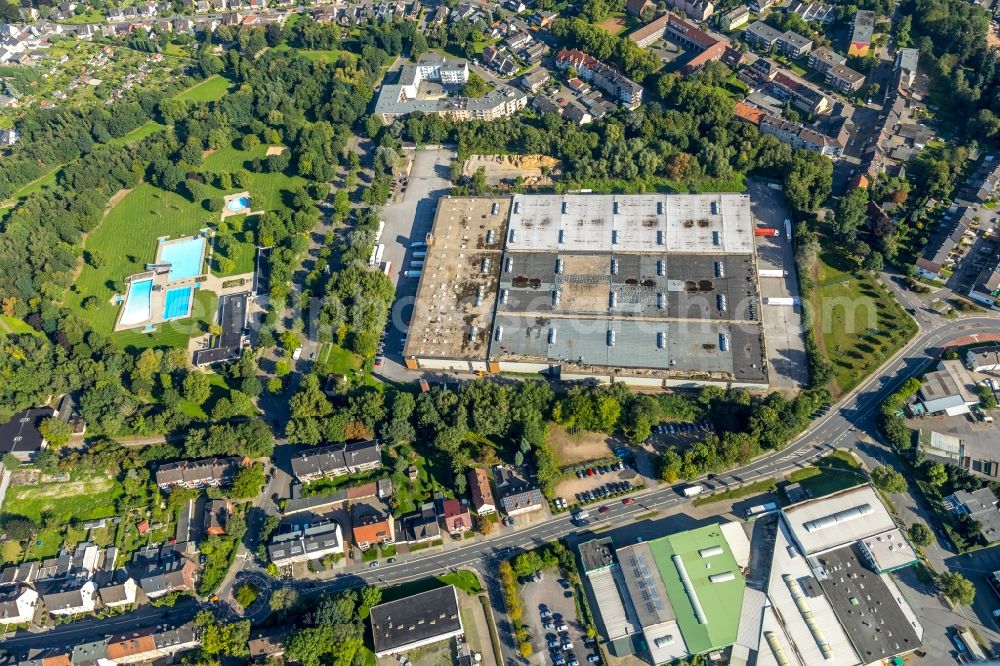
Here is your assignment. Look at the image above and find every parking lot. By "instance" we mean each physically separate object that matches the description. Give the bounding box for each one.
[521,568,597,666]
[379,146,456,380]
[555,459,644,507]
[748,179,808,389]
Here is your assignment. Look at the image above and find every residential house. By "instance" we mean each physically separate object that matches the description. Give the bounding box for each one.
[913,206,977,281]
[744,20,782,51]
[808,47,865,93]
[720,5,749,30]
[534,10,558,28]
[43,580,98,616]
[98,578,138,609]
[967,344,1000,373]
[402,502,441,543]
[482,46,516,76]
[970,254,1000,309]
[155,456,248,490]
[778,29,812,58]
[439,498,472,535]
[0,585,39,625]
[628,13,669,48]
[467,468,496,515]
[133,547,197,599]
[0,127,19,146]
[564,103,593,125]
[370,586,464,657]
[495,467,544,517]
[267,520,344,567]
[749,0,776,11]
[626,0,655,17]
[505,31,532,51]
[946,488,1000,543]
[248,629,289,662]
[555,48,643,107]
[896,47,918,90]
[290,440,382,482]
[104,623,200,664]
[758,113,844,157]
[0,406,55,462]
[675,0,716,20]
[353,512,394,550]
[519,68,550,93]
[917,360,980,417]
[849,10,875,56]
[788,1,836,23]
[203,499,231,537]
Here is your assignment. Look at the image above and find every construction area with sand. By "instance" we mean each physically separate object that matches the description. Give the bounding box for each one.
[462,154,561,186]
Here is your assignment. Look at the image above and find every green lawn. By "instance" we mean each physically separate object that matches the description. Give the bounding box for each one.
[0,314,39,336]
[175,75,234,103]
[176,370,232,418]
[213,214,259,276]
[110,121,167,147]
[691,478,778,506]
[202,144,307,211]
[3,472,121,525]
[10,165,61,200]
[440,570,483,595]
[317,343,364,375]
[786,451,866,499]
[813,245,917,394]
[300,49,359,64]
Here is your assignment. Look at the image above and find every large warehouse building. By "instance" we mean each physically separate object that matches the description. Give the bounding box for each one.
[403,194,770,388]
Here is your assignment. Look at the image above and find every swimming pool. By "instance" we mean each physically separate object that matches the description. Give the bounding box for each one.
[158,236,205,282]
[227,196,250,212]
[119,278,152,327]
[163,286,194,320]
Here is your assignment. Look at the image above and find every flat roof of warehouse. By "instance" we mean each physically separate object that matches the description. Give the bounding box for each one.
[781,485,897,556]
[403,196,510,361]
[644,524,745,655]
[490,315,765,380]
[811,544,923,663]
[505,193,755,254]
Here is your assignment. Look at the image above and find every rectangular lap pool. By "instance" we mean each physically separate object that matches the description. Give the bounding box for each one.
[119,278,153,327]
[158,236,206,282]
[163,286,194,320]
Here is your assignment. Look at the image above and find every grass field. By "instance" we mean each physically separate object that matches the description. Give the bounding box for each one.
[300,49,359,63]
[786,451,865,499]
[175,75,234,103]
[213,214,258,276]
[316,342,364,375]
[10,166,61,200]
[110,121,167,147]
[3,472,121,525]
[0,314,39,336]
[176,370,233,418]
[813,245,917,394]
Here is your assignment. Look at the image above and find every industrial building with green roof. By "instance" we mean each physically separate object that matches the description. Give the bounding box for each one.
[580,523,749,664]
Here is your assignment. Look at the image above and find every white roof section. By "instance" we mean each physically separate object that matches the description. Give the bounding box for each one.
[645,618,689,664]
[858,528,918,572]
[506,193,755,254]
[762,520,860,666]
[782,485,896,556]
[720,521,751,569]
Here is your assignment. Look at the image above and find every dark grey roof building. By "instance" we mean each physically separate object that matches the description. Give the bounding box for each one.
[290,440,382,482]
[370,586,464,656]
[0,407,55,462]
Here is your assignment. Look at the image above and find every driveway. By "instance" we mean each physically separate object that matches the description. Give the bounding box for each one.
[380,146,457,382]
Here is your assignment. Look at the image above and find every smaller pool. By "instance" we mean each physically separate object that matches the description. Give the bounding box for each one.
[163,286,194,320]
[119,279,152,327]
[227,196,250,212]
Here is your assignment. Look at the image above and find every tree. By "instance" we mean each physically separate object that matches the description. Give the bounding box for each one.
[38,417,72,448]
[361,585,382,609]
[871,465,907,494]
[229,464,266,499]
[908,522,933,547]
[196,610,251,656]
[234,583,258,608]
[3,517,37,541]
[183,371,212,405]
[832,187,868,243]
[939,571,976,606]
[285,627,335,666]
[269,586,300,613]
[926,462,948,488]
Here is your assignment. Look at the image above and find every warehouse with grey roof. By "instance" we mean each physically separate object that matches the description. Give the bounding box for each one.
[403,194,771,388]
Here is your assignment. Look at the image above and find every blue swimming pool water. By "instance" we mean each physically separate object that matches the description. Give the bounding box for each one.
[159,237,205,281]
[227,196,250,212]
[119,278,152,326]
[163,286,193,319]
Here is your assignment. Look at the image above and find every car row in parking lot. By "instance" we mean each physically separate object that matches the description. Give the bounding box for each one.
[540,605,599,666]
[576,481,632,503]
[655,420,712,435]
[575,460,630,478]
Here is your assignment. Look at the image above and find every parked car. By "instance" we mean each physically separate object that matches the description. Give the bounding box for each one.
[598,506,610,514]
[623,497,634,505]
[548,640,561,649]
[369,561,380,568]
[588,655,600,663]
[556,623,568,633]
[386,557,397,564]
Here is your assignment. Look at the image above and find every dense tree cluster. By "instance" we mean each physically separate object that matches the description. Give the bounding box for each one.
[550,18,661,82]
[284,589,370,666]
